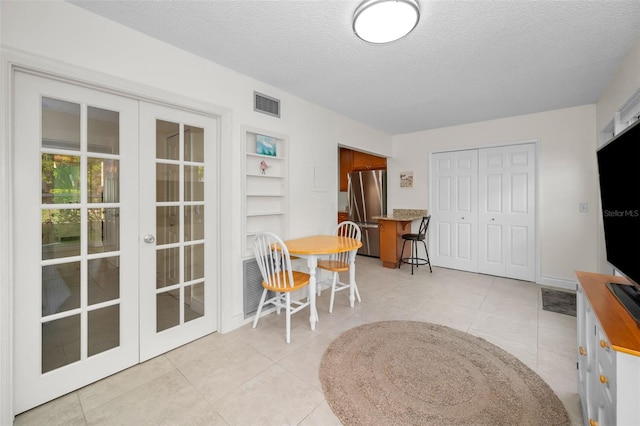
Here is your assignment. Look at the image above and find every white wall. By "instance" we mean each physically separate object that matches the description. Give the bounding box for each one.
[390,105,598,285]
[597,37,640,131]
[0,0,390,322]
[595,37,640,272]
[0,2,392,420]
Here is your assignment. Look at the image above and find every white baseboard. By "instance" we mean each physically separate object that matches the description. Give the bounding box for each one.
[537,275,577,291]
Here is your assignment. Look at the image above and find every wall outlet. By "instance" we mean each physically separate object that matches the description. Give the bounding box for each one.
[579,202,588,213]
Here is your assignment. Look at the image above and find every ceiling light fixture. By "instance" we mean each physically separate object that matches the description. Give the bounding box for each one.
[353,0,420,44]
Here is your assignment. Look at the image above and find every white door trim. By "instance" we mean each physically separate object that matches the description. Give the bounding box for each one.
[1,49,232,423]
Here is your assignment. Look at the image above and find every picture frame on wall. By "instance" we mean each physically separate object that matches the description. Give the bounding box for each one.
[256,134,277,156]
[400,171,413,188]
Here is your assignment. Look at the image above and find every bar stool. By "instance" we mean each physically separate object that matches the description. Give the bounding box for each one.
[398,216,432,275]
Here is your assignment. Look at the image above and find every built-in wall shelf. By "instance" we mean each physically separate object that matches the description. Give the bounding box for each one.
[242,127,289,258]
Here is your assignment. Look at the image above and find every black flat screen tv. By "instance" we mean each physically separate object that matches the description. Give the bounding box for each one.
[596,118,640,323]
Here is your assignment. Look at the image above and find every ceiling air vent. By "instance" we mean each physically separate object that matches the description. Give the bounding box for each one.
[254,91,280,118]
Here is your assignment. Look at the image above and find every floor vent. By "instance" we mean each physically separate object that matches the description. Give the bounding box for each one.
[243,257,270,319]
[254,91,280,118]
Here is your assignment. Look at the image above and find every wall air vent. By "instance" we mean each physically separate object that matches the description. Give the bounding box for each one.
[254,91,280,118]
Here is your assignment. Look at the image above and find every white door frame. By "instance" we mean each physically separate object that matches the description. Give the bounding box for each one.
[428,139,541,283]
[0,51,232,422]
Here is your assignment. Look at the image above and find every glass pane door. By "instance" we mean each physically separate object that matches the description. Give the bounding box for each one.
[13,72,218,414]
[40,99,124,371]
[139,103,217,361]
[13,72,139,414]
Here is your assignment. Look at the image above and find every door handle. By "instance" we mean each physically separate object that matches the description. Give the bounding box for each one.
[360,224,378,229]
[143,234,156,244]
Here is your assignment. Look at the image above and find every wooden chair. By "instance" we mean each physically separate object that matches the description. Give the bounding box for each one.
[317,221,361,313]
[252,232,310,344]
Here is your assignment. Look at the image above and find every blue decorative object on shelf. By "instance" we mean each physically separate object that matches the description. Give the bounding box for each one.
[256,134,277,156]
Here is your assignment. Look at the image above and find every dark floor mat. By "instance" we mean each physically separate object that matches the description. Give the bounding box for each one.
[541,288,576,317]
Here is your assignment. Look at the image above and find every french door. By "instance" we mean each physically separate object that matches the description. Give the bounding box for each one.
[13,72,218,413]
[138,103,217,361]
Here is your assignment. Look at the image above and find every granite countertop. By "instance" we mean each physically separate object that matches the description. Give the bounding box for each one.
[374,209,427,221]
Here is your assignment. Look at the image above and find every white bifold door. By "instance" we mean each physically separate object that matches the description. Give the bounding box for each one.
[430,144,536,281]
[430,150,479,272]
[12,72,218,414]
[478,144,535,281]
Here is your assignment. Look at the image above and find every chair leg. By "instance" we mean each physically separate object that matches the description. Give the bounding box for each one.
[253,288,268,328]
[353,280,361,303]
[398,239,408,269]
[276,292,283,315]
[422,240,432,273]
[411,241,416,275]
[285,292,291,344]
[329,272,339,313]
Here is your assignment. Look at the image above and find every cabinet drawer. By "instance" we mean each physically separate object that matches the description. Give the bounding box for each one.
[596,327,616,373]
[596,357,616,410]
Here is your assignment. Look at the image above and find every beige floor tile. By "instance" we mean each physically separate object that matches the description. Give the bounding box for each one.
[470,310,538,347]
[14,254,581,426]
[487,277,540,306]
[166,336,274,404]
[84,370,224,425]
[538,324,577,357]
[480,297,539,321]
[298,401,342,425]
[538,308,578,332]
[212,364,324,426]
[14,393,85,426]
[411,299,479,332]
[77,355,175,412]
[278,335,333,391]
[468,329,538,370]
[429,285,487,310]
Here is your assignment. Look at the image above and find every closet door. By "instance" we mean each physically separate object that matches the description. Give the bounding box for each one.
[478,144,535,281]
[430,150,479,272]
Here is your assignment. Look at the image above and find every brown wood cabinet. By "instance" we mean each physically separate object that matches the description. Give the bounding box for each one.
[378,219,412,268]
[351,150,387,171]
[338,211,349,224]
[339,148,387,191]
[339,148,353,192]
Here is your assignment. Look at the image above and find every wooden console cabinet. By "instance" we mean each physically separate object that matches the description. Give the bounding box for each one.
[378,219,412,268]
[576,271,640,426]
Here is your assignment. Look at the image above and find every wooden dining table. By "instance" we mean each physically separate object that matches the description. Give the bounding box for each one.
[283,235,362,331]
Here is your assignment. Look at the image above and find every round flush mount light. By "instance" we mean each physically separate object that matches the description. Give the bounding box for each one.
[353,0,420,44]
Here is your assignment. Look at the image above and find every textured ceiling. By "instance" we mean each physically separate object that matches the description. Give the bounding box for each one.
[69,0,640,135]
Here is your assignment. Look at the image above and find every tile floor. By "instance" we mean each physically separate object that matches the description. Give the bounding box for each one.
[14,255,582,425]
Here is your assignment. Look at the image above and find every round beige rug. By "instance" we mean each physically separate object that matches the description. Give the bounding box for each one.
[319,321,570,426]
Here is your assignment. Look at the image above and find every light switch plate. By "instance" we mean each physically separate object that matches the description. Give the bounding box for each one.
[579,202,588,213]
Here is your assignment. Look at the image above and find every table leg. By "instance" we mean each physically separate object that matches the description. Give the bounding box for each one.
[349,251,356,307]
[307,255,318,330]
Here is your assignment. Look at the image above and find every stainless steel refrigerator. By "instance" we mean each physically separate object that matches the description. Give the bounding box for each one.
[348,170,387,257]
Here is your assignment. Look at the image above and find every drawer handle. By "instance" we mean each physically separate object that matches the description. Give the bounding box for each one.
[589,419,599,426]
[599,374,608,384]
[599,340,610,349]
[579,346,587,356]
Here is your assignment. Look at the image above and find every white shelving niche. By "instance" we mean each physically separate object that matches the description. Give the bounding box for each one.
[242,127,289,258]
